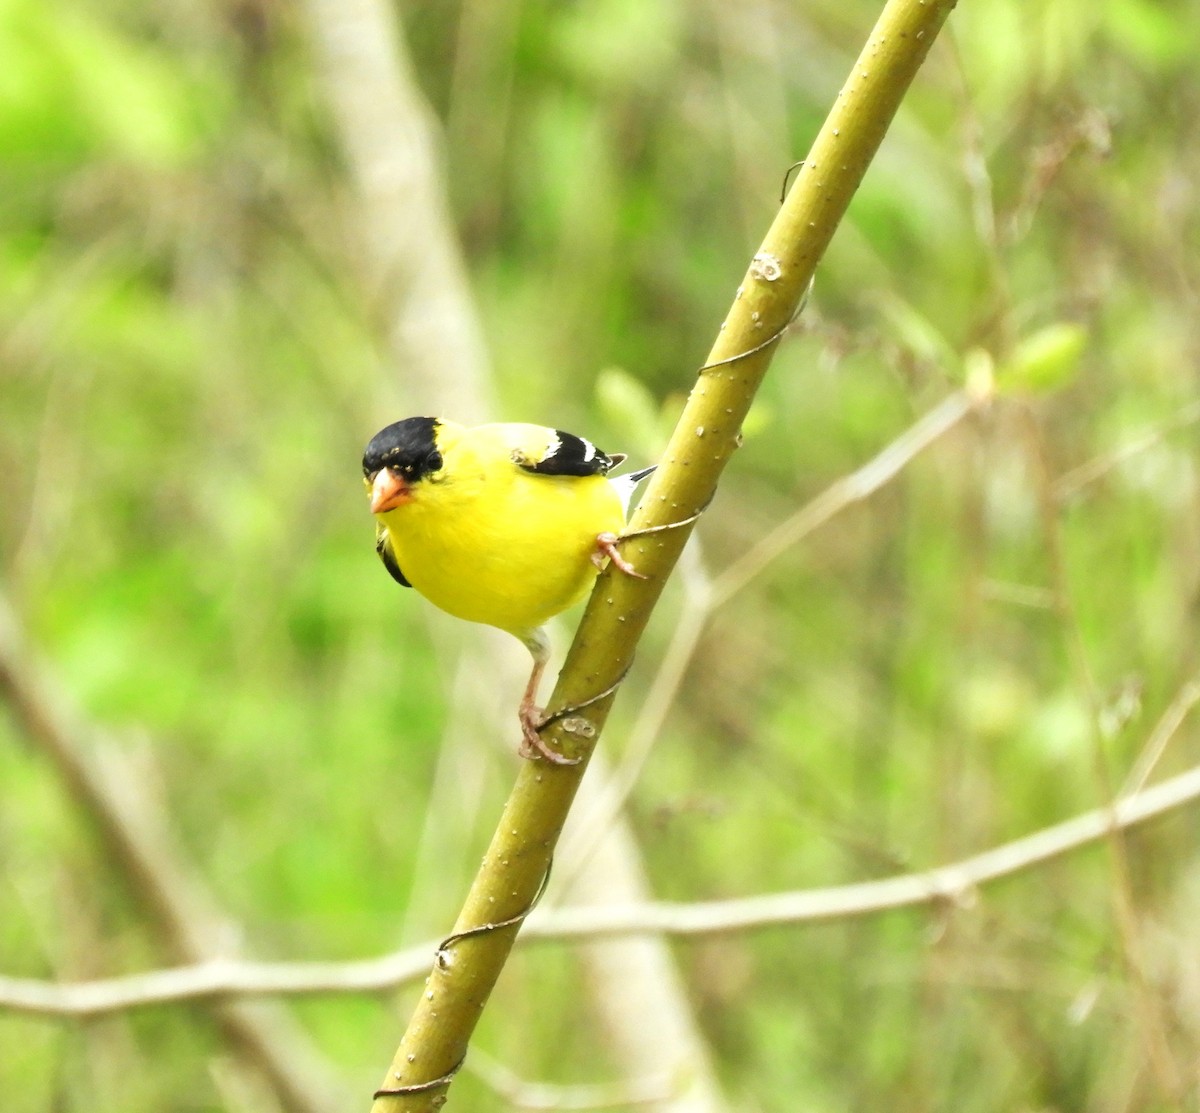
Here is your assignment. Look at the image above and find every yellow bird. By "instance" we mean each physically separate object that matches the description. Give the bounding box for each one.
[363,417,654,762]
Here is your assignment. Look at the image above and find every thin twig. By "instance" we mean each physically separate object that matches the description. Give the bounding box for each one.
[1052,399,1200,501]
[537,760,1200,938]
[710,388,982,609]
[6,759,1200,1019]
[1120,676,1200,798]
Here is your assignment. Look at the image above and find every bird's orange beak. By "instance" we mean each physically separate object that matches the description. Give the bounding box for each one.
[370,469,411,513]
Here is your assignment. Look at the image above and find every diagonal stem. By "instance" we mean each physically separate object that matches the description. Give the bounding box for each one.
[371,3,961,1108]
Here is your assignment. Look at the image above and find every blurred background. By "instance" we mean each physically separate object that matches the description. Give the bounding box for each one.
[3,0,1200,1109]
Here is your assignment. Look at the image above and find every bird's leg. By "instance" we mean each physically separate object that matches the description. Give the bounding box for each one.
[516,629,581,765]
[516,654,548,757]
[593,533,649,579]
[593,502,711,579]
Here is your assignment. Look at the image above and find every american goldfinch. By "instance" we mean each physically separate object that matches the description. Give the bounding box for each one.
[363,417,654,763]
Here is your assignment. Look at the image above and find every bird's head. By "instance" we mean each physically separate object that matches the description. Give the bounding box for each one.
[362,416,445,514]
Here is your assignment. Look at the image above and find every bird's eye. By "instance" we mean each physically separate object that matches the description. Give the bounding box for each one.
[426,450,443,472]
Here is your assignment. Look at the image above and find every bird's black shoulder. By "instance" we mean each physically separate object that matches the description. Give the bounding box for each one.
[363,417,443,480]
[375,528,411,588]
[516,429,626,478]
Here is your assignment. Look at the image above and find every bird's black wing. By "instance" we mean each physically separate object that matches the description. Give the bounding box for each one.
[515,429,625,477]
[375,527,411,588]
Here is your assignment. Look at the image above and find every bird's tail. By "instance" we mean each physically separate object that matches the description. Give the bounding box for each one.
[609,464,656,514]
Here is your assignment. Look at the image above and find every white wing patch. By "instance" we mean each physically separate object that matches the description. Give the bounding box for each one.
[608,465,656,514]
[516,429,617,477]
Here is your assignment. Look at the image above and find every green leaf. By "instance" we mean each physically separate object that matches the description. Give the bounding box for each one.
[997,322,1087,394]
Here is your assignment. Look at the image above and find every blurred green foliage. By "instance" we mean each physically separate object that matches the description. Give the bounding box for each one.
[3,0,1200,1109]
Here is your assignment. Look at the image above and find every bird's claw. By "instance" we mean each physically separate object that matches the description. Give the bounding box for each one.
[518,705,581,765]
[593,532,648,579]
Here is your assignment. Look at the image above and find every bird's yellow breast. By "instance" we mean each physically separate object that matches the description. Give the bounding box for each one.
[377,423,625,636]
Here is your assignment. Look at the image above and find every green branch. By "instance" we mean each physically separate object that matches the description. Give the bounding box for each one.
[370,1,959,1107]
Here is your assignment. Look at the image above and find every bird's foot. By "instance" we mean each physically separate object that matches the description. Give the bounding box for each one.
[593,532,649,579]
[518,703,582,765]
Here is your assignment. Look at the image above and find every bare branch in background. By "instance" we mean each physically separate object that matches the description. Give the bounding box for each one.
[0,597,342,1113]
[1052,400,1200,501]
[5,751,1200,1018]
[303,0,492,420]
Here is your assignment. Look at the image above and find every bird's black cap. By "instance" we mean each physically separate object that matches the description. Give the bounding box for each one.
[362,416,443,479]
